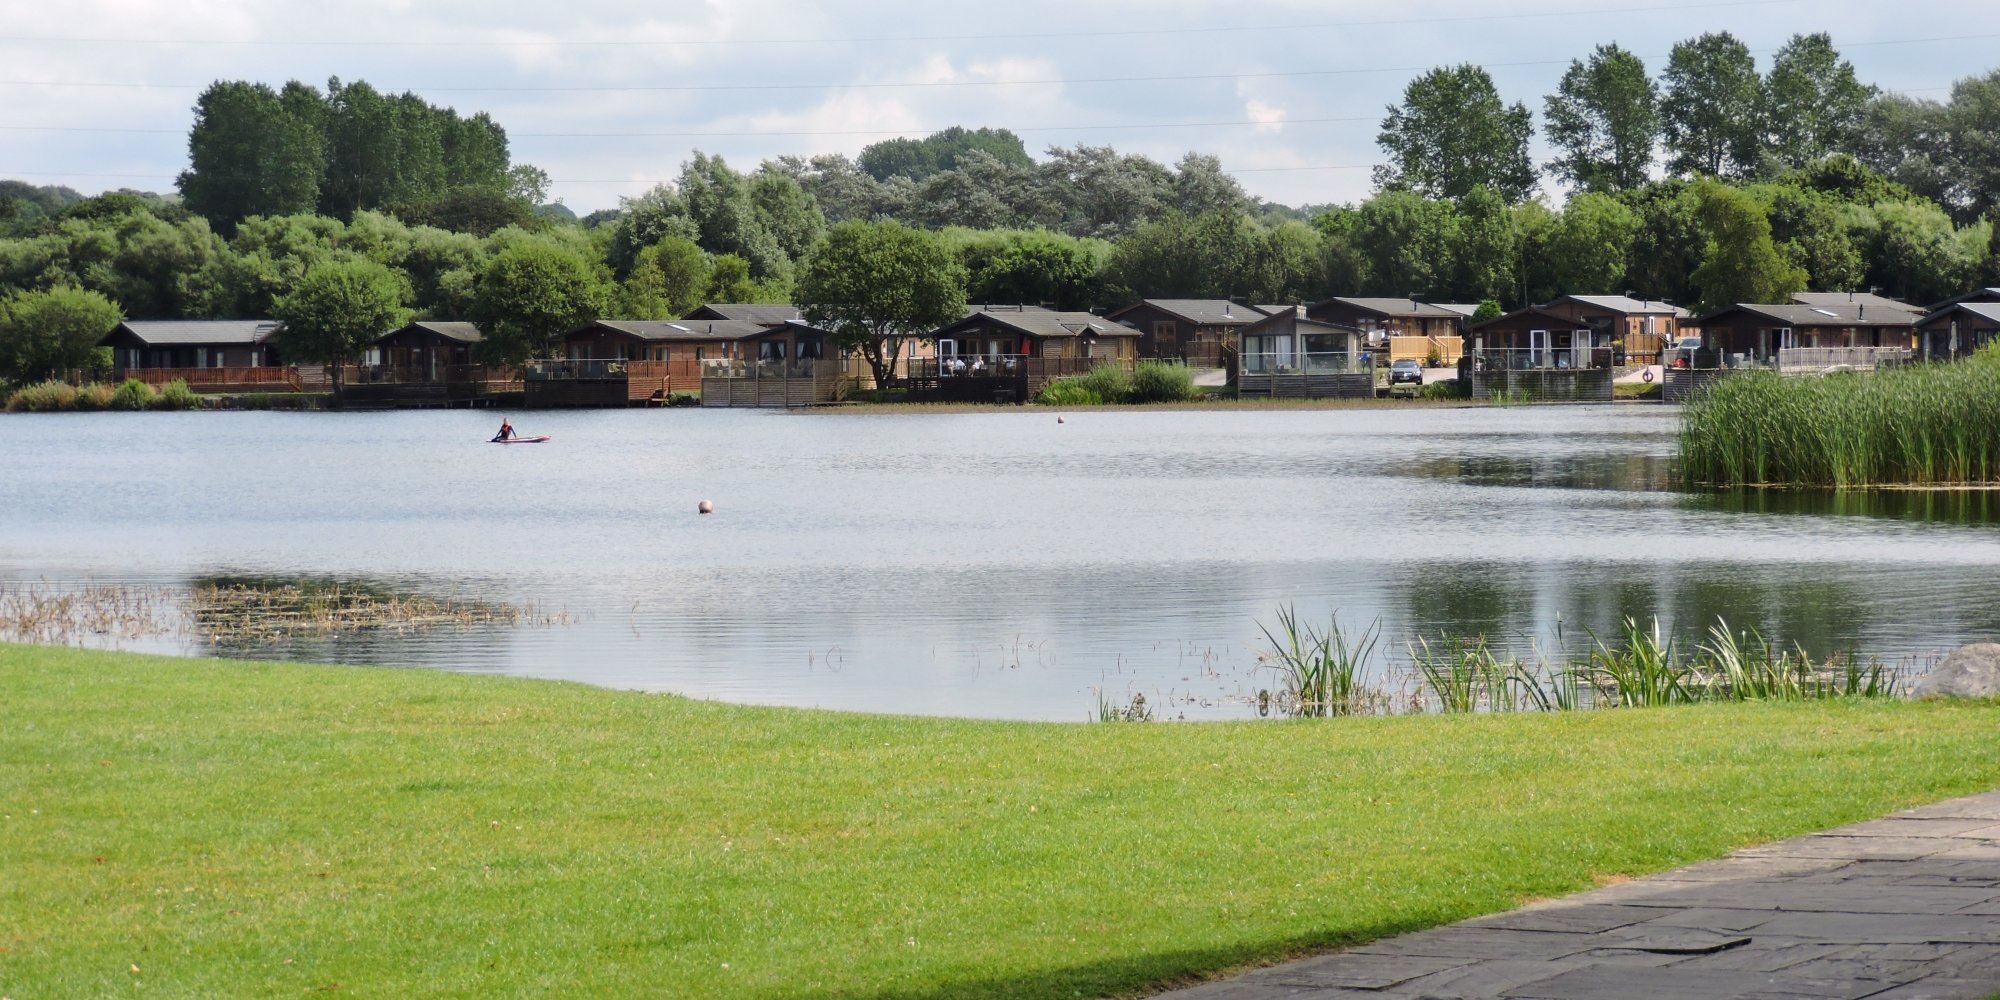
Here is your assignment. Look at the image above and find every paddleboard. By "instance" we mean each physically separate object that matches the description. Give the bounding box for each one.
[490,435,551,444]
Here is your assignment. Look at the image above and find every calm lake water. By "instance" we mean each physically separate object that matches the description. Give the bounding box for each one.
[4,404,1999,720]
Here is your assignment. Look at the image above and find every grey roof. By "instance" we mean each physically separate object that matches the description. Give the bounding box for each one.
[1790,292,1925,317]
[1555,294,1691,318]
[1314,297,1463,319]
[110,319,279,346]
[1254,304,1299,317]
[1471,305,1595,331]
[1702,303,1919,328]
[1241,310,1358,335]
[580,319,789,342]
[1107,299,1266,325]
[395,321,482,344]
[1917,301,2000,327]
[1430,303,1485,318]
[683,303,805,326]
[939,310,1139,339]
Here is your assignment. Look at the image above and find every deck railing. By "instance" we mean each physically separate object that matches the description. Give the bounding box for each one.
[1240,351,1372,375]
[121,366,303,392]
[1472,347,1614,372]
[1776,346,1911,372]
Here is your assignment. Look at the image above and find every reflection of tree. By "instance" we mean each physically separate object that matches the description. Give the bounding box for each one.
[1393,563,1525,643]
[1686,489,2000,525]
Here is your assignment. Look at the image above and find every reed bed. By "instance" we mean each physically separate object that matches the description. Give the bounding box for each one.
[0,578,569,647]
[4,378,202,412]
[1248,610,1897,721]
[1680,348,2000,488]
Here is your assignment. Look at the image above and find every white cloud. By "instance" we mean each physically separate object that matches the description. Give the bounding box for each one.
[1244,99,1287,134]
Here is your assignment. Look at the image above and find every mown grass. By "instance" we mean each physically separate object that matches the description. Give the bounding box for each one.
[6,644,2000,999]
[1680,345,2000,488]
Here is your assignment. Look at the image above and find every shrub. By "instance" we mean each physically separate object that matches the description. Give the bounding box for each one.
[4,380,78,412]
[1421,378,1469,400]
[1074,364,1132,403]
[71,382,117,411]
[109,378,160,411]
[1128,360,1197,403]
[1035,378,1105,406]
[156,379,201,411]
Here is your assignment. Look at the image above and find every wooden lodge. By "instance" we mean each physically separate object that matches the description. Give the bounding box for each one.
[1465,306,1616,401]
[1305,298,1465,366]
[1537,295,1693,361]
[910,307,1142,403]
[550,318,824,408]
[1235,308,1371,399]
[98,320,302,393]
[341,322,518,408]
[1102,299,1264,367]
[1695,303,1917,368]
[1915,302,2000,361]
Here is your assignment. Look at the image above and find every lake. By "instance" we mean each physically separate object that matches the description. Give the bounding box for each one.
[4,404,1999,720]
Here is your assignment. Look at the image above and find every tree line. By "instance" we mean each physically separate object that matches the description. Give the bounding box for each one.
[3,34,2000,385]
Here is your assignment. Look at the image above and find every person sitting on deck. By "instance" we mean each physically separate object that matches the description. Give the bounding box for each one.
[495,418,515,442]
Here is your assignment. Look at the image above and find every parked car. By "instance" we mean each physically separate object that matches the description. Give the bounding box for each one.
[1389,359,1424,386]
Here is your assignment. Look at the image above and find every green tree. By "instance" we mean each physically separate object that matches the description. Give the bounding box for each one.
[1171,153,1250,217]
[1660,33,1763,178]
[1849,94,1959,212]
[1762,34,1874,169]
[1239,220,1326,304]
[748,164,826,261]
[1621,181,1706,304]
[1689,180,1807,311]
[1350,190,1460,297]
[794,221,966,388]
[1756,184,1863,291]
[1545,192,1639,295]
[271,259,411,400]
[951,229,1106,310]
[705,254,759,303]
[1037,145,1174,239]
[469,239,607,363]
[1376,65,1536,202]
[1860,200,1986,304]
[1543,44,1658,193]
[1103,211,1256,300]
[679,152,788,279]
[0,285,123,384]
[1946,69,2000,220]
[1449,187,1519,303]
[614,236,712,318]
[177,81,325,232]
[856,127,1033,182]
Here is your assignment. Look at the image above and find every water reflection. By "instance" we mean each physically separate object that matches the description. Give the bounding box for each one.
[1686,487,2000,524]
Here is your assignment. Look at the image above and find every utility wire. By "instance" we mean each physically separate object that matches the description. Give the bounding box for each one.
[0,0,1802,49]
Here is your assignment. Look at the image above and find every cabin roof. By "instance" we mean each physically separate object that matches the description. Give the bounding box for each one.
[1790,291,1924,317]
[682,304,804,326]
[1924,287,2000,311]
[580,318,789,341]
[1553,294,1690,317]
[1470,305,1593,331]
[1429,302,1485,318]
[1240,310,1358,336]
[937,310,1138,339]
[1917,301,2000,327]
[1698,303,1919,328]
[108,319,280,346]
[1310,297,1463,319]
[1104,299,1266,325]
[388,321,483,344]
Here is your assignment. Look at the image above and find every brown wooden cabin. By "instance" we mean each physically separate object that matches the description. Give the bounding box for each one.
[1305,298,1463,340]
[1236,308,1370,399]
[102,319,280,373]
[1915,302,2000,361]
[567,319,752,366]
[1538,295,1693,360]
[369,321,482,382]
[911,308,1138,401]
[1792,291,1926,321]
[1696,303,1917,363]
[1922,287,2000,312]
[1102,299,1264,365]
[1467,306,1616,370]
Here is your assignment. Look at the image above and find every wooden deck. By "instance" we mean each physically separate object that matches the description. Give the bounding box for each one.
[120,367,307,394]
[1238,372,1374,399]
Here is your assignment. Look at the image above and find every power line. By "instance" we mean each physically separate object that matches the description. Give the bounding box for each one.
[0,0,1801,49]
[1,31,1992,94]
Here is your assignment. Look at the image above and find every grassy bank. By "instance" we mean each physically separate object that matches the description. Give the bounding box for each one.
[1680,348,2000,488]
[5,644,1999,998]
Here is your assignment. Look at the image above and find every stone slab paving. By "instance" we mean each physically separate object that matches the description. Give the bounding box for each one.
[1155,791,2000,1000]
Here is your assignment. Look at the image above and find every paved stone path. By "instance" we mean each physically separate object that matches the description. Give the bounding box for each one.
[1158,791,2000,999]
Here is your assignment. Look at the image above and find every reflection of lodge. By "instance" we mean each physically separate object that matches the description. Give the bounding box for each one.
[1466,306,1615,401]
[914,307,1141,403]
[345,322,521,407]
[1235,307,1373,399]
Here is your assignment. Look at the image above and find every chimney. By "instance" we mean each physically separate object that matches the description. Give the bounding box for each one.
[1223,302,1232,318]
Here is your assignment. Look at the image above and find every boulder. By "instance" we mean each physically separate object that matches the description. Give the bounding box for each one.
[1914,644,2000,698]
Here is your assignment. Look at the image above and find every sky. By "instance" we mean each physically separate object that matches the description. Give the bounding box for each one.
[2,0,1995,215]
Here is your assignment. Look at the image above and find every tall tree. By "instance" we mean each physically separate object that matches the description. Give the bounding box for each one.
[0,285,123,384]
[1103,211,1256,300]
[1170,153,1250,217]
[1544,192,1640,295]
[1543,44,1659,193]
[794,221,966,388]
[1621,181,1707,304]
[1376,65,1536,203]
[1762,34,1874,168]
[1946,69,2000,221]
[271,259,411,401]
[1349,190,1461,297]
[614,236,712,319]
[856,127,1032,182]
[1448,187,1520,303]
[177,81,326,231]
[1660,33,1764,178]
[678,153,787,279]
[1688,180,1807,311]
[469,239,607,362]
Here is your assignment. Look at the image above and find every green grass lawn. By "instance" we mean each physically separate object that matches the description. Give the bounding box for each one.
[5,644,2000,999]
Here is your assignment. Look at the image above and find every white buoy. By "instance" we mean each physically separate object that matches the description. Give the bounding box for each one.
[698,500,714,515]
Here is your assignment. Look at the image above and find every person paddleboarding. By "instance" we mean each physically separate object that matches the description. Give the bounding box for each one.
[493,417,515,442]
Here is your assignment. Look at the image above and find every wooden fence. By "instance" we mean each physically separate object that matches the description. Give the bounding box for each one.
[121,367,305,393]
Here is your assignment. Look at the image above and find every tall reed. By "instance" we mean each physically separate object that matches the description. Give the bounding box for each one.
[1681,346,2000,488]
[1258,606,1379,717]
